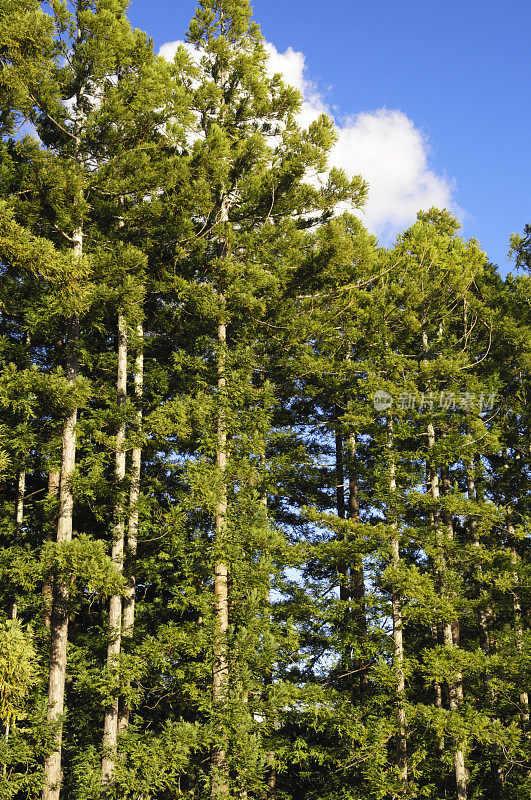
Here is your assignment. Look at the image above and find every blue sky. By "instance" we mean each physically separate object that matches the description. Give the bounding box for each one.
[127,0,530,272]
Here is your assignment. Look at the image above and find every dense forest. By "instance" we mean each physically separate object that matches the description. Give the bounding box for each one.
[0,0,529,798]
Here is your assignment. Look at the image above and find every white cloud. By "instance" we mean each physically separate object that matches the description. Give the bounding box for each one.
[159,39,461,241]
[158,40,180,61]
[332,110,458,239]
[264,43,328,131]
[263,42,460,241]
[158,40,198,64]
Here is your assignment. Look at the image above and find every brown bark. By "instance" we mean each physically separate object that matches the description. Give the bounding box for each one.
[211,313,229,799]
[432,657,445,765]
[101,311,127,787]
[118,321,143,735]
[43,308,79,800]
[347,432,359,524]
[266,758,276,798]
[386,414,407,787]
[43,471,61,630]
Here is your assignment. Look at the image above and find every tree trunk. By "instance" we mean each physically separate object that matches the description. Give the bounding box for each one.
[423,331,446,780]
[441,466,465,705]
[468,460,504,792]
[259,447,276,798]
[335,428,346,522]
[118,321,143,735]
[346,431,368,697]
[422,329,467,800]
[423,328,467,799]
[467,460,489,652]
[386,414,407,788]
[508,536,530,731]
[101,311,128,787]
[16,468,25,527]
[211,313,229,799]
[431,457,467,800]
[8,469,25,620]
[334,426,348,609]
[432,656,446,767]
[42,307,79,800]
[43,471,61,630]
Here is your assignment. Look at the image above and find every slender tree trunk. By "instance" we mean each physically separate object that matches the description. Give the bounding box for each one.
[428,459,447,792]
[266,767,276,798]
[467,461,489,652]
[118,321,143,735]
[386,414,407,788]
[423,328,467,799]
[432,655,446,765]
[347,433,359,526]
[41,66,86,800]
[441,467,465,705]
[423,330,446,779]
[430,458,467,800]
[336,424,355,688]
[335,427,347,605]
[335,428,346,518]
[335,428,346,519]
[508,534,530,731]
[468,461,504,792]
[259,448,276,798]
[8,469,25,620]
[43,307,80,800]
[211,311,229,799]
[346,430,368,697]
[16,468,25,527]
[513,591,530,731]
[44,471,61,630]
[101,311,128,787]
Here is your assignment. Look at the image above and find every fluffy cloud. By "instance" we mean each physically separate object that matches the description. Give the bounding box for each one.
[331,109,458,239]
[159,40,460,241]
[264,43,328,131]
[159,40,196,64]
[263,42,460,240]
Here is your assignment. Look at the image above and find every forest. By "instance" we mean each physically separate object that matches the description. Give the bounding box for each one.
[0,0,529,798]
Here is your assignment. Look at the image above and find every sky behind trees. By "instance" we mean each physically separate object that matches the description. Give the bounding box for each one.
[128,0,530,272]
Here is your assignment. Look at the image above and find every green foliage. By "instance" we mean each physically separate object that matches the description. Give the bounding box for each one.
[0,0,529,797]
[0,620,37,726]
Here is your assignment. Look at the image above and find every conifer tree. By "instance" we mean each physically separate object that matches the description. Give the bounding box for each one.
[1,1,173,795]
[157,2,367,794]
